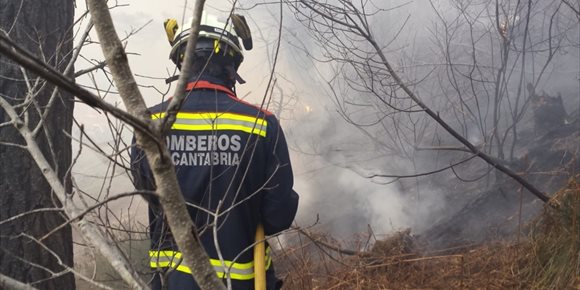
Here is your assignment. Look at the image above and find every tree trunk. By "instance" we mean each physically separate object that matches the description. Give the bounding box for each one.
[0,0,75,289]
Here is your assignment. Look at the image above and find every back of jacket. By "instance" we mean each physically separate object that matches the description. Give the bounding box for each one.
[131,79,299,289]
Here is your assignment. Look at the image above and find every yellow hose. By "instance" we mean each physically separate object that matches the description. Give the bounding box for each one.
[254,224,266,290]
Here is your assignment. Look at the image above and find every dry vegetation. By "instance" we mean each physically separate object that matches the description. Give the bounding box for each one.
[277,175,579,290]
[71,175,578,289]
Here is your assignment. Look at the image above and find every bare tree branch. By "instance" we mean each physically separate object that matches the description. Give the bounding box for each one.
[162,0,207,133]
[74,60,106,77]
[39,190,156,242]
[293,226,358,256]
[362,12,549,202]
[0,273,38,290]
[561,0,580,17]
[0,97,148,289]
[291,0,551,203]
[0,32,158,146]
[85,0,226,289]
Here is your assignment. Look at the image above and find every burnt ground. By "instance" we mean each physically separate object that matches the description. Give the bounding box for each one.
[421,119,579,249]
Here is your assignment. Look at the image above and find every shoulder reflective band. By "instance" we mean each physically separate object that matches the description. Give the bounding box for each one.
[152,112,267,137]
[149,248,272,280]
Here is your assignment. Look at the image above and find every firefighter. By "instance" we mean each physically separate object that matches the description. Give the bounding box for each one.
[131,12,299,290]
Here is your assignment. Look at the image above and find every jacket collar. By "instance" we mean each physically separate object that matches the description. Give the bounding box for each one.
[186,80,236,98]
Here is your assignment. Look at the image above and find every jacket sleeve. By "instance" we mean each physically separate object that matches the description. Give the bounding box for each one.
[261,116,299,235]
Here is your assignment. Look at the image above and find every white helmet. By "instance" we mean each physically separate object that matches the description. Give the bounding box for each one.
[165,12,252,70]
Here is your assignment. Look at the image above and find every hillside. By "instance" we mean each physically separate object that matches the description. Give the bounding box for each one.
[277,175,579,289]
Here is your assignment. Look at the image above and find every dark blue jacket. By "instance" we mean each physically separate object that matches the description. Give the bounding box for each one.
[131,78,299,290]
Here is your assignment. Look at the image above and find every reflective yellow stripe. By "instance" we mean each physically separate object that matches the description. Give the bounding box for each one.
[149,248,272,280]
[151,112,268,137]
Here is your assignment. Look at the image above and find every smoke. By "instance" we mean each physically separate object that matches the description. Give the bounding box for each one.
[273,0,580,243]
[285,106,411,238]
[263,1,437,239]
[70,0,580,244]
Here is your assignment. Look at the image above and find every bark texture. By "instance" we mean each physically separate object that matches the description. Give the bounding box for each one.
[0,0,75,289]
[86,0,226,288]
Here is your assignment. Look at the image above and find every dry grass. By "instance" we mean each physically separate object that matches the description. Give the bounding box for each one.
[277,175,579,290]
[522,175,579,289]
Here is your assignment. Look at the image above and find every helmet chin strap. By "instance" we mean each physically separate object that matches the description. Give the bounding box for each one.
[235,73,246,84]
[229,66,246,84]
[165,75,180,84]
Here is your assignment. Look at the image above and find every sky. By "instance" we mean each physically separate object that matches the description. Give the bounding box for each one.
[70,0,580,241]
